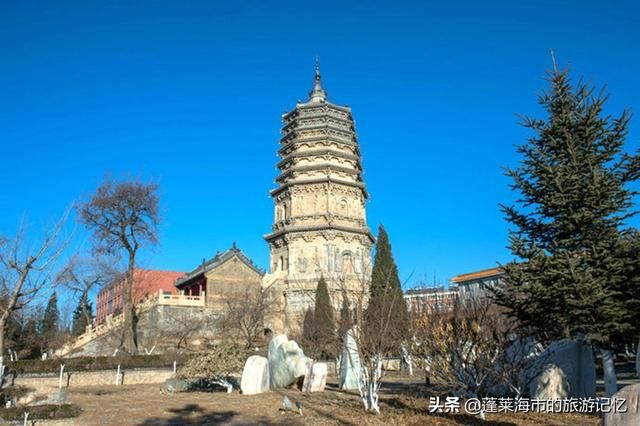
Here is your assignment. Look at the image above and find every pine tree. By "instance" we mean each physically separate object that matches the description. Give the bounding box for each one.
[72,293,94,336]
[493,67,640,395]
[313,276,335,349]
[40,292,59,342]
[338,291,353,342]
[302,308,316,344]
[364,225,409,352]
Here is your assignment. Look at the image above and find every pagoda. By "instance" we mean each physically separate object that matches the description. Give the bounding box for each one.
[263,62,374,332]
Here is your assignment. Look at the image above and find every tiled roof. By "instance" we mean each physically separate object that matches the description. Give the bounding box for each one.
[175,243,264,287]
[450,267,504,284]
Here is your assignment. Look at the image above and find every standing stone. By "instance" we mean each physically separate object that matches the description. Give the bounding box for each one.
[267,335,308,389]
[523,339,596,398]
[529,364,570,400]
[302,361,327,392]
[602,383,640,426]
[240,355,270,395]
[339,329,362,390]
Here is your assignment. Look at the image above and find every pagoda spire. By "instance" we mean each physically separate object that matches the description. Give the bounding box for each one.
[308,57,327,102]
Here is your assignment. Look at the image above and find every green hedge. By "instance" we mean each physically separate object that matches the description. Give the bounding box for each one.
[7,353,194,375]
[0,404,82,421]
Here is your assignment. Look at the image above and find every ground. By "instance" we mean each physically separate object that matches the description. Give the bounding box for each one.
[65,373,601,426]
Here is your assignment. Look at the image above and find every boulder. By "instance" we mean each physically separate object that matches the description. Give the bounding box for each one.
[47,389,68,405]
[529,364,570,400]
[302,361,327,392]
[267,334,308,389]
[339,328,362,390]
[165,378,191,393]
[524,339,596,398]
[602,383,640,426]
[240,355,270,395]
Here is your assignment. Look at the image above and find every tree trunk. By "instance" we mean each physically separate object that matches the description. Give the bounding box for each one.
[600,348,617,397]
[122,252,137,354]
[0,317,5,385]
[636,339,640,377]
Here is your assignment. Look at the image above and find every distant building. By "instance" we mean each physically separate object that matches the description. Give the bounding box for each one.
[95,269,185,325]
[450,267,504,306]
[175,243,264,311]
[404,286,458,313]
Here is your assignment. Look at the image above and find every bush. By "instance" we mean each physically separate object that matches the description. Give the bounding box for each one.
[178,344,249,379]
[0,404,82,421]
[7,353,194,375]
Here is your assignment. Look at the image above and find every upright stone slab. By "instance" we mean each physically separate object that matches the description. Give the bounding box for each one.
[267,334,308,389]
[302,361,327,392]
[339,329,362,390]
[523,339,596,398]
[602,383,640,426]
[240,355,270,395]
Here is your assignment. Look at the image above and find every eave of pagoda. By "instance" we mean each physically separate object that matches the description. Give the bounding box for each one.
[264,223,375,244]
[277,151,362,172]
[269,177,368,199]
[275,164,362,184]
[278,135,360,156]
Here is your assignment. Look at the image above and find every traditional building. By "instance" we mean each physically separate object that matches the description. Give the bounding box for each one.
[175,243,264,310]
[95,269,184,325]
[263,63,374,332]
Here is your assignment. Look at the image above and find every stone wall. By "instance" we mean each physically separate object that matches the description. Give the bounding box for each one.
[12,367,173,394]
[68,304,219,357]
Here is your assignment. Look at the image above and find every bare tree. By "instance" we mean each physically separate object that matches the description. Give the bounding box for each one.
[0,214,70,375]
[218,286,270,350]
[57,254,115,332]
[78,178,160,354]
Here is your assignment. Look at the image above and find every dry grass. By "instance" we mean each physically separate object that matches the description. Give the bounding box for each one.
[65,373,600,425]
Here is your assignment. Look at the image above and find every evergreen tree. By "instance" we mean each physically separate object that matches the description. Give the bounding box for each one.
[302,308,316,344]
[494,67,639,395]
[364,225,409,352]
[72,293,94,336]
[313,276,335,350]
[338,291,353,342]
[40,292,59,342]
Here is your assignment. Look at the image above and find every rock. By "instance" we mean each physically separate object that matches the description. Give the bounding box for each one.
[302,361,327,392]
[46,389,69,405]
[267,335,308,389]
[602,383,640,426]
[339,328,362,390]
[524,339,596,398]
[281,395,303,415]
[240,355,270,395]
[529,364,570,400]
[382,358,401,371]
[165,378,191,393]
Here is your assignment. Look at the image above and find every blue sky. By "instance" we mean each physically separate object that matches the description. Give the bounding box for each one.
[1,0,639,291]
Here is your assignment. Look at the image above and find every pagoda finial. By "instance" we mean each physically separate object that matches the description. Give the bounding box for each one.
[309,57,327,102]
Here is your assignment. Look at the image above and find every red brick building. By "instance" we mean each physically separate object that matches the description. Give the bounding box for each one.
[95,269,185,325]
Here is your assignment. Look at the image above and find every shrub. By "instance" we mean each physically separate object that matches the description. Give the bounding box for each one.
[0,404,82,421]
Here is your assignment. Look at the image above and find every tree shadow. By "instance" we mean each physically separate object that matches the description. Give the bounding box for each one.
[382,397,518,426]
[137,404,239,425]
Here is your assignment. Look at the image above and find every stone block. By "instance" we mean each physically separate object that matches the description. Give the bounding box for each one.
[302,361,327,392]
[339,328,361,390]
[529,364,570,400]
[240,356,270,395]
[602,383,640,426]
[524,339,596,398]
[267,335,307,389]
